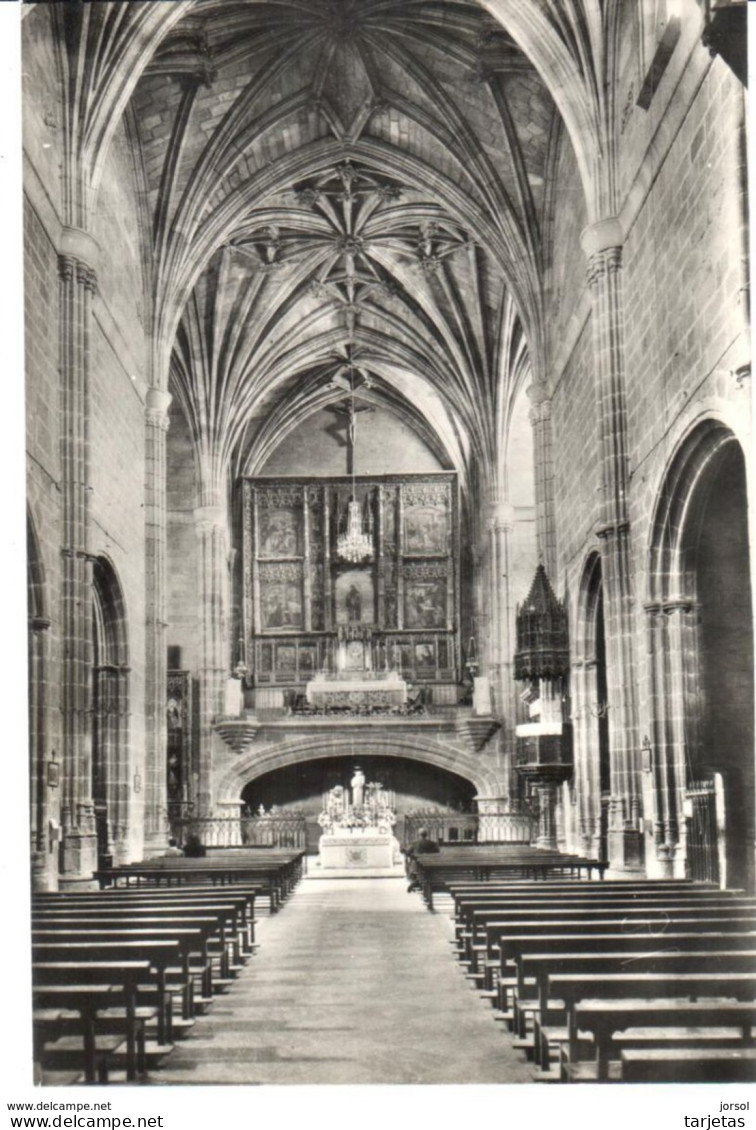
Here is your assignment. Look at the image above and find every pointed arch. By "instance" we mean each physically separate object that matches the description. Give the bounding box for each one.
[91,557,132,866]
[646,418,753,887]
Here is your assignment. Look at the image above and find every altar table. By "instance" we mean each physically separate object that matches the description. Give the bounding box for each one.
[305,676,407,710]
[319,831,395,869]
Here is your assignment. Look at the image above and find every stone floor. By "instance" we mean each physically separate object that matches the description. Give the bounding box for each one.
[153,875,533,1085]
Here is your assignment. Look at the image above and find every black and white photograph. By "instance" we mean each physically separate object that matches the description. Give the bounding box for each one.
[3,0,755,1119]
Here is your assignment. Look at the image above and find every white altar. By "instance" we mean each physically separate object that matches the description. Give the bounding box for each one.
[319,830,395,869]
[317,770,399,870]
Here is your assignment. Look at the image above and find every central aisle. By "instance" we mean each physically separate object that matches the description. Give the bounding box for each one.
[155,876,533,1085]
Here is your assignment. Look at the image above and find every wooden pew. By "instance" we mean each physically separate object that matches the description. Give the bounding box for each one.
[448,879,706,897]
[34,890,256,960]
[454,890,755,939]
[498,934,756,1012]
[95,851,305,912]
[32,941,183,1048]
[518,949,756,1024]
[29,872,279,1084]
[534,971,756,1080]
[477,906,755,1064]
[33,902,249,977]
[459,895,756,967]
[32,961,153,1082]
[414,848,607,907]
[445,876,756,1083]
[448,880,715,929]
[480,908,756,1070]
[620,1047,756,1082]
[32,985,123,1084]
[31,915,220,1000]
[476,914,756,986]
[568,999,756,1081]
[32,927,212,1013]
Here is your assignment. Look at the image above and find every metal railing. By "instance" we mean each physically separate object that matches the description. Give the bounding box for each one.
[173,814,308,850]
[403,809,534,845]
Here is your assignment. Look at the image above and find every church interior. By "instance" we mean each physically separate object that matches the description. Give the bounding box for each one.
[22,0,754,1087]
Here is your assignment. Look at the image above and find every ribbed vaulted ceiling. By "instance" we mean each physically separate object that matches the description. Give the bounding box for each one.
[128,0,559,497]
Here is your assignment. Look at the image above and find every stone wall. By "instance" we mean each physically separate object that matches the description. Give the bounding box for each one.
[544,39,750,872]
[24,110,152,877]
[551,319,599,595]
[260,405,445,477]
[25,194,62,878]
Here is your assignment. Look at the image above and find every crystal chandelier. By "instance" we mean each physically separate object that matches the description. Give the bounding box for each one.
[338,497,373,563]
[336,390,373,563]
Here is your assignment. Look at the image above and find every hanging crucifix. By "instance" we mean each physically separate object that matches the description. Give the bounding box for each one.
[328,394,374,475]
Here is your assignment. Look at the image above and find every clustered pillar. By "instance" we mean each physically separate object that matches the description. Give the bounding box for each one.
[93,661,131,865]
[194,502,230,818]
[487,499,517,790]
[582,218,643,872]
[646,599,698,877]
[57,228,98,887]
[29,614,52,891]
[570,657,602,858]
[527,383,557,579]
[143,387,172,854]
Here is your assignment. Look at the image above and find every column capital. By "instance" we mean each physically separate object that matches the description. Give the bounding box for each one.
[193,504,226,531]
[487,499,515,532]
[527,384,551,425]
[58,254,97,294]
[596,519,630,541]
[526,382,550,407]
[580,216,624,258]
[58,226,100,272]
[58,227,99,294]
[661,596,697,615]
[145,387,172,430]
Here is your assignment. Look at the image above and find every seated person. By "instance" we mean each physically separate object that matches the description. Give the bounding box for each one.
[403,828,440,892]
[183,834,207,857]
[163,836,184,857]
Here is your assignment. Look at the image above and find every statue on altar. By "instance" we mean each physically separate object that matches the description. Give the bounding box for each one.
[317,771,399,869]
[351,766,366,808]
[317,771,396,835]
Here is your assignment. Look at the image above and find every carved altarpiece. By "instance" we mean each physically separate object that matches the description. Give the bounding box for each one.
[239,474,459,686]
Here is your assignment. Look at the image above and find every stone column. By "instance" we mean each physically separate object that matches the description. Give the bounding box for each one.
[29,615,53,891]
[570,659,601,858]
[57,228,98,887]
[527,384,557,578]
[534,782,558,849]
[94,663,131,865]
[194,503,229,818]
[487,500,516,788]
[143,387,172,854]
[646,599,697,878]
[582,218,643,872]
